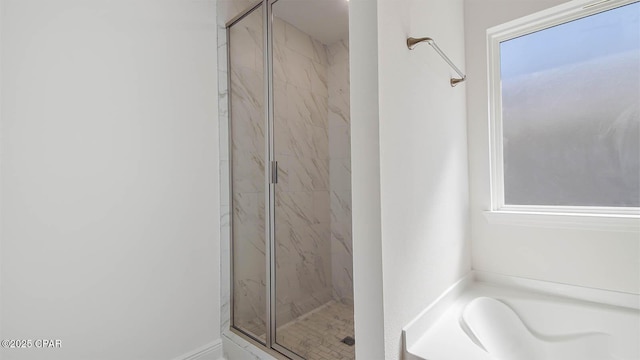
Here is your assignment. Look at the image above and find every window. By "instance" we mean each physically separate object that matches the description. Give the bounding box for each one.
[487,0,640,217]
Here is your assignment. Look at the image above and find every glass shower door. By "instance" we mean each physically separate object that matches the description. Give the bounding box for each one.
[227,1,353,357]
[228,3,267,343]
[270,0,354,358]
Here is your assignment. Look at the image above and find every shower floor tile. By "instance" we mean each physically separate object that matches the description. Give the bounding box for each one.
[276,300,355,360]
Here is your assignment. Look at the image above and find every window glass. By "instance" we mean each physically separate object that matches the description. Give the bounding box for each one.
[500,2,640,207]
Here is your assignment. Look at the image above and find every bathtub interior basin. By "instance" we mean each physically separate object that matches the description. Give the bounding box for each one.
[460,296,613,360]
[403,271,640,360]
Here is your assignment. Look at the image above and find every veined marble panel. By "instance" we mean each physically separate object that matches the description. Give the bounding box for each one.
[305,158,329,191]
[280,47,313,91]
[234,276,267,337]
[286,84,328,129]
[312,38,329,66]
[328,122,350,160]
[311,124,329,160]
[313,190,331,224]
[274,220,332,325]
[231,153,264,194]
[221,205,231,331]
[274,223,331,292]
[219,70,229,162]
[328,102,350,133]
[283,21,321,64]
[328,38,349,62]
[233,191,267,335]
[275,191,314,228]
[275,155,311,192]
[273,26,328,97]
[272,18,343,325]
[273,79,287,121]
[328,38,353,304]
[226,4,268,337]
[274,115,293,157]
[220,5,353,348]
[329,157,351,191]
[221,160,230,206]
[233,192,265,231]
[271,19,333,325]
[272,34,287,89]
[329,190,351,233]
[230,67,263,119]
[309,60,328,98]
[330,247,354,302]
[229,39,257,72]
[228,13,263,71]
[275,111,313,160]
[217,1,231,339]
[230,66,265,194]
[328,40,350,131]
[218,44,228,73]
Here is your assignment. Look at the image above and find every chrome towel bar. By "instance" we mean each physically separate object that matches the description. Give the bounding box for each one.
[407,37,466,87]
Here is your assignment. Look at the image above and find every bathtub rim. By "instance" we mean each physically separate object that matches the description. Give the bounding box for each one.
[403,270,640,359]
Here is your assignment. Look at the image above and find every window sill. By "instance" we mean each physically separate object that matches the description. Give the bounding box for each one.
[483,211,640,232]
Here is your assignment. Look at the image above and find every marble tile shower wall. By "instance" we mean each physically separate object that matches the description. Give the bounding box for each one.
[217,0,353,342]
[217,0,231,339]
[272,17,333,326]
[226,4,268,335]
[327,39,353,304]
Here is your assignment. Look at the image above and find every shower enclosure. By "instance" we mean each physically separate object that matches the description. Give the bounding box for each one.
[225,0,353,359]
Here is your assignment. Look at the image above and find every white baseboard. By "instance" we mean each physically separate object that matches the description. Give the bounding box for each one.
[173,339,224,360]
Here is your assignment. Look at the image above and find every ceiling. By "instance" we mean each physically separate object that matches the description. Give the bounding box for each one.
[273,0,349,45]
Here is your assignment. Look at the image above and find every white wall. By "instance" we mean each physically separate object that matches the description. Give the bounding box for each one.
[376,0,471,359]
[349,0,386,358]
[465,0,640,294]
[0,1,221,359]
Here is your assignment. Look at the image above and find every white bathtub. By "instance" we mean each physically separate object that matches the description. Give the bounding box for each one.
[403,272,640,360]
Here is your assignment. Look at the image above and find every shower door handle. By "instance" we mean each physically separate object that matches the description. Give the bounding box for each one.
[270,161,278,184]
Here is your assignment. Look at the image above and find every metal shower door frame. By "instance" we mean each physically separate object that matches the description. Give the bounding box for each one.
[226,0,304,358]
[225,0,267,348]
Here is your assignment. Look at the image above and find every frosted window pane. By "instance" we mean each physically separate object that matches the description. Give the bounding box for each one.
[500,2,640,207]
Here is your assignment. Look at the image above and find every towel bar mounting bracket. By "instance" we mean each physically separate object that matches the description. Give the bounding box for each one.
[407,36,466,87]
